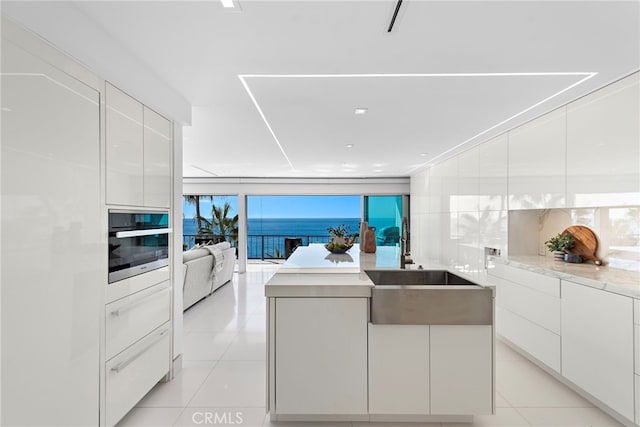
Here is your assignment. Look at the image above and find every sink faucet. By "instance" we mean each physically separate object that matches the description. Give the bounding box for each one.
[400,217,414,269]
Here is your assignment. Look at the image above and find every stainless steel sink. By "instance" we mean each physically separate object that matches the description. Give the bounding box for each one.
[364,269,475,286]
[365,269,493,325]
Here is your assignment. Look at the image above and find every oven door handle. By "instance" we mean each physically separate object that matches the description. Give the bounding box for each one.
[115,228,172,238]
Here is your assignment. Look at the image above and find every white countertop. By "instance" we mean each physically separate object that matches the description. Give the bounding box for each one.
[266,244,402,297]
[490,255,640,298]
[278,243,400,274]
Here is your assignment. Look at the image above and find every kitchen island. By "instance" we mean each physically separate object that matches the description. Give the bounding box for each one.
[265,244,495,423]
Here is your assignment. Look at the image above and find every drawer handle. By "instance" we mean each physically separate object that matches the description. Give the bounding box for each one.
[110,284,170,317]
[110,329,169,373]
[115,228,172,238]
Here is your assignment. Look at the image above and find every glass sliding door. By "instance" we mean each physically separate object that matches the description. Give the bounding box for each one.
[364,195,404,247]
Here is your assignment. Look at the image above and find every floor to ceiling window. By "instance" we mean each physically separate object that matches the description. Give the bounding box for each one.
[364,195,405,246]
[247,195,360,260]
[183,195,239,249]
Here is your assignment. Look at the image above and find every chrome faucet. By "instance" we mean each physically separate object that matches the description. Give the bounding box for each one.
[400,217,414,269]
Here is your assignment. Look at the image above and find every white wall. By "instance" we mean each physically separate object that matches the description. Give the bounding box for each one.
[411,71,640,273]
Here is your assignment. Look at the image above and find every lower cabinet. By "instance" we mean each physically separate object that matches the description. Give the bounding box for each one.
[368,324,493,416]
[430,325,493,415]
[490,264,561,373]
[104,280,172,426]
[274,297,368,415]
[105,323,171,426]
[368,324,430,414]
[561,280,634,421]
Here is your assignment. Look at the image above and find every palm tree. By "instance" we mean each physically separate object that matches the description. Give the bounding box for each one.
[212,202,239,245]
[184,195,212,234]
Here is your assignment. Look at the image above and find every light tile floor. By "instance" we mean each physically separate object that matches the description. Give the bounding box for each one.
[117,264,624,427]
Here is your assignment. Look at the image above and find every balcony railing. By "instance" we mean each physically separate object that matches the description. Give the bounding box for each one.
[184,234,331,260]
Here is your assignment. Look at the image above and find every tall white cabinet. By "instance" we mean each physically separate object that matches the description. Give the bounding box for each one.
[2,19,175,427]
[1,38,104,426]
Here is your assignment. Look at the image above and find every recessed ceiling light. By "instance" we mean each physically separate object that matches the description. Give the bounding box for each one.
[354,108,368,115]
[419,153,427,157]
[346,144,354,148]
[2,107,12,112]
[220,0,235,7]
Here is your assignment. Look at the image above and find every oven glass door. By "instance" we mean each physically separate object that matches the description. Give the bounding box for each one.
[108,211,170,283]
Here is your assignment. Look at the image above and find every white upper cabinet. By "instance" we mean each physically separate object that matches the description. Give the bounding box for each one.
[508,108,567,210]
[479,134,508,212]
[143,107,172,208]
[458,147,479,212]
[106,83,172,208]
[566,72,640,207]
[106,83,144,206]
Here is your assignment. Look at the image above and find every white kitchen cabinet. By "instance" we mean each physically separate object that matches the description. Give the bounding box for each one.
[105,281,171,360]
[561,280,634,421]
[442,157,459,212]
[106,84,172,208]
[479,134,508,212]
[274,298,368,415]
[106,82,144,206]
[489,264,561,372]
[566,72,640,207]
[496,307,561,372]
[411,169,429,262]
[430,325,493,415]
[458,146,479,212]
[368,324,430,415]
[508,107,566,210]
[143,106,172,208]
[1,39,103,426]
[105,323,171,426]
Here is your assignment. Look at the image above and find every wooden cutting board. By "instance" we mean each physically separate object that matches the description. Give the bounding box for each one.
[562,225,602,265]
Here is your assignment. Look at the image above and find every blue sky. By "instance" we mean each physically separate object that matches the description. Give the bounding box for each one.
[183,195,361,219]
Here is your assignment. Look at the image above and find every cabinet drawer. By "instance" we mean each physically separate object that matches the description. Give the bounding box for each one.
[490,263,559,297]
[106,281,171,360]
[497,307,561,373]
[106,323,170,426]
[495,277,560,334]
[106,266,170,304]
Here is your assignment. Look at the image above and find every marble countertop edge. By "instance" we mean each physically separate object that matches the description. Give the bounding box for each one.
[490,255,640,299]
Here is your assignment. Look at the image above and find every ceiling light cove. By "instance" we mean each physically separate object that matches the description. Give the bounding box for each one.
[238,72,598,177]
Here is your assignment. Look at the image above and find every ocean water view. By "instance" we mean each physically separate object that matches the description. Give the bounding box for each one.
[184,217,365,258]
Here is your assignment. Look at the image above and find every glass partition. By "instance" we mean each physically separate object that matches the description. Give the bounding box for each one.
[364,195,404,247]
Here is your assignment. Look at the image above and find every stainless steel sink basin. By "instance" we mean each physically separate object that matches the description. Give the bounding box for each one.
[365,269,493,325]
[364,269,475,286]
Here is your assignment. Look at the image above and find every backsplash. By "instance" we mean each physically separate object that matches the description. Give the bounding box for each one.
[509,206,640,271]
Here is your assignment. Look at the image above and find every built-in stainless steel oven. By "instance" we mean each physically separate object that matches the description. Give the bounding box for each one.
[108,210,171,283]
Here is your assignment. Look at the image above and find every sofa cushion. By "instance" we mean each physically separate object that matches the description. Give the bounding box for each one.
[183,248,211,263]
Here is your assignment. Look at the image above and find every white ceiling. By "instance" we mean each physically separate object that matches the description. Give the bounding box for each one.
[3,1,639,178]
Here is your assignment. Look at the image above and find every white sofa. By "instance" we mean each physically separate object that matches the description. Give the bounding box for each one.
[182,241,236,310]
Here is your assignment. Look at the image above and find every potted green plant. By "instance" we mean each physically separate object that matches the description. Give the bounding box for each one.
[545,232,575,260]
[326,224,358,253]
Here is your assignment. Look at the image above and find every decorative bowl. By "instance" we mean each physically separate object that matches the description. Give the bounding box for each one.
[324,243,353,254]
